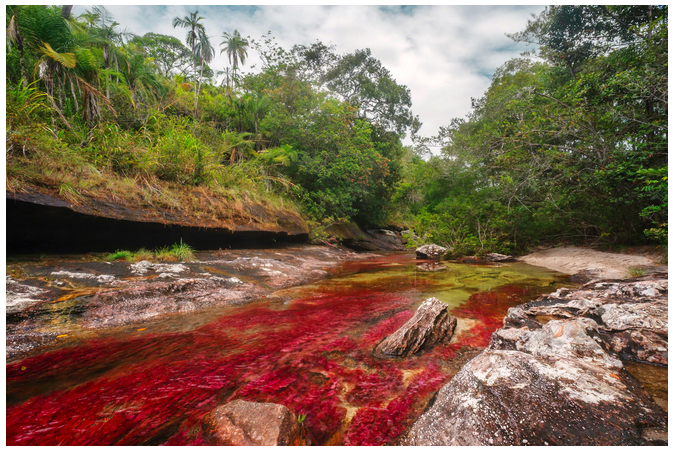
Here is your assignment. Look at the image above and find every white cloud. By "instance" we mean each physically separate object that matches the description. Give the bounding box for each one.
[73,5,543,146]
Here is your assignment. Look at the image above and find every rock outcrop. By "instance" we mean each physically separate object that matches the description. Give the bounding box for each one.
[502,276,668,365]
[405,275,668,446]
[405,347,666,445]
[205,400,304,446]
[415,244,448,260]
[7,188,309,254]
[323,222,406,251]
[374,297,456,357]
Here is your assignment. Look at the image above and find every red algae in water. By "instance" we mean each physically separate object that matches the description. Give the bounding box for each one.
[6,275,543,445]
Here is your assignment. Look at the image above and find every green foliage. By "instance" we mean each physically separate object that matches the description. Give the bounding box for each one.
[106,250,135,261]
[627,267,646,278]
[10,4,665,255]
[105,241,195,262]
[405,5,668,252]
[170,239,195,262]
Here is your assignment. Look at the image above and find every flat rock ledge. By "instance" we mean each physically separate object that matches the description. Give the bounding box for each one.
[374,297,456,357]
[204,400,304,446]
[415,244,448,260]
[484,253,516,262]
[501,275,668,365]
[404,275,668,446]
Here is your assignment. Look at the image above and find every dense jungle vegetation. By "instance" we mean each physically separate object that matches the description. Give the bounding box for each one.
[5,5,668,255]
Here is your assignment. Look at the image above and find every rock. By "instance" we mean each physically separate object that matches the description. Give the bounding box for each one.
[6,278,47,314]
[484,253,516,262]
[505,276,668,365]
[415,244,448,260]
[322,222,405,251]
[205,400,304,446]
[405,348,666,446]
[373,297,456,357]
[7,188,309,254]
[365,229,406,251]
[406,277,668,446]
[50,271,116,284]
[569,268,602,283]
[129,261,189,276]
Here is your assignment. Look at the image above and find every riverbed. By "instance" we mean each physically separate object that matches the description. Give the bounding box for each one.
[7,248,573,445]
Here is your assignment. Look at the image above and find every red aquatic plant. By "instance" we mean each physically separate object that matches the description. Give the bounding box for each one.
[6,262,548,446]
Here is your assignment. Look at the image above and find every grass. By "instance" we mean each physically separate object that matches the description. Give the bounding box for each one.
[627,267,647,278]
[106,240,195,262]
[106,250,135,261]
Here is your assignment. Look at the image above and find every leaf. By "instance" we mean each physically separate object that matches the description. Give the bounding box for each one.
[39,42,77,69]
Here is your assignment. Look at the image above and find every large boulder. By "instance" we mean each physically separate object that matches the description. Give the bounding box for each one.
[205,400,304,446]
[415,244,448,260]
[366,229,406,251]
[373,297,456,357]
[322,222,405,251]
[405,317,667,445]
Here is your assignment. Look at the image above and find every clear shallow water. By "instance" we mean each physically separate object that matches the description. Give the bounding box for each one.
[6,253,572,445]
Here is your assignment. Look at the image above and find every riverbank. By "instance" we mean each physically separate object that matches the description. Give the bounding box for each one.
[519,246,666,280]
[6,244,376,361]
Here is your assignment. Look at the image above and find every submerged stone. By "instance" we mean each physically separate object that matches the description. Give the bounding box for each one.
[373,297,457,357]
[205,400,305,446]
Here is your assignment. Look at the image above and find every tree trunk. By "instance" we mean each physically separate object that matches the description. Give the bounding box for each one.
[11,16,29,88]
[61,5,73,19]
[195,60,205,117]
[70,77,79,111]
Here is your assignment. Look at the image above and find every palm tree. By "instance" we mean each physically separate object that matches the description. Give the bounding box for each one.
[121,44,164,105]
[173,10,212,115]
[172,10,204,56]
[192,29,214,115]
[82,6,133,99]
[13,6,115,128]
[219,29,249,88]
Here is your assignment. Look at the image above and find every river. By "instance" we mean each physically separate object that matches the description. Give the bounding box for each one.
[6,251,573,445]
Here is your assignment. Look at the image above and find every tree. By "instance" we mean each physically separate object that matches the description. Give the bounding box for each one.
[322,48,420,136]
[172,10,213,116]
[131,32,192,77]
[509,5,668,78]
[421,5,668,247]
[6,6,30,87]
[219,29,249,89]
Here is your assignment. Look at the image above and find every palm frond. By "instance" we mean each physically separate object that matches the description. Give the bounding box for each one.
[39,41,77,68]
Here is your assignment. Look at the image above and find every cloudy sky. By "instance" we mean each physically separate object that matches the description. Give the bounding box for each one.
[73,4,543,143]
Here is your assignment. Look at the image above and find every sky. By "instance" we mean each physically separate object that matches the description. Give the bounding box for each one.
[72,4,544,145]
